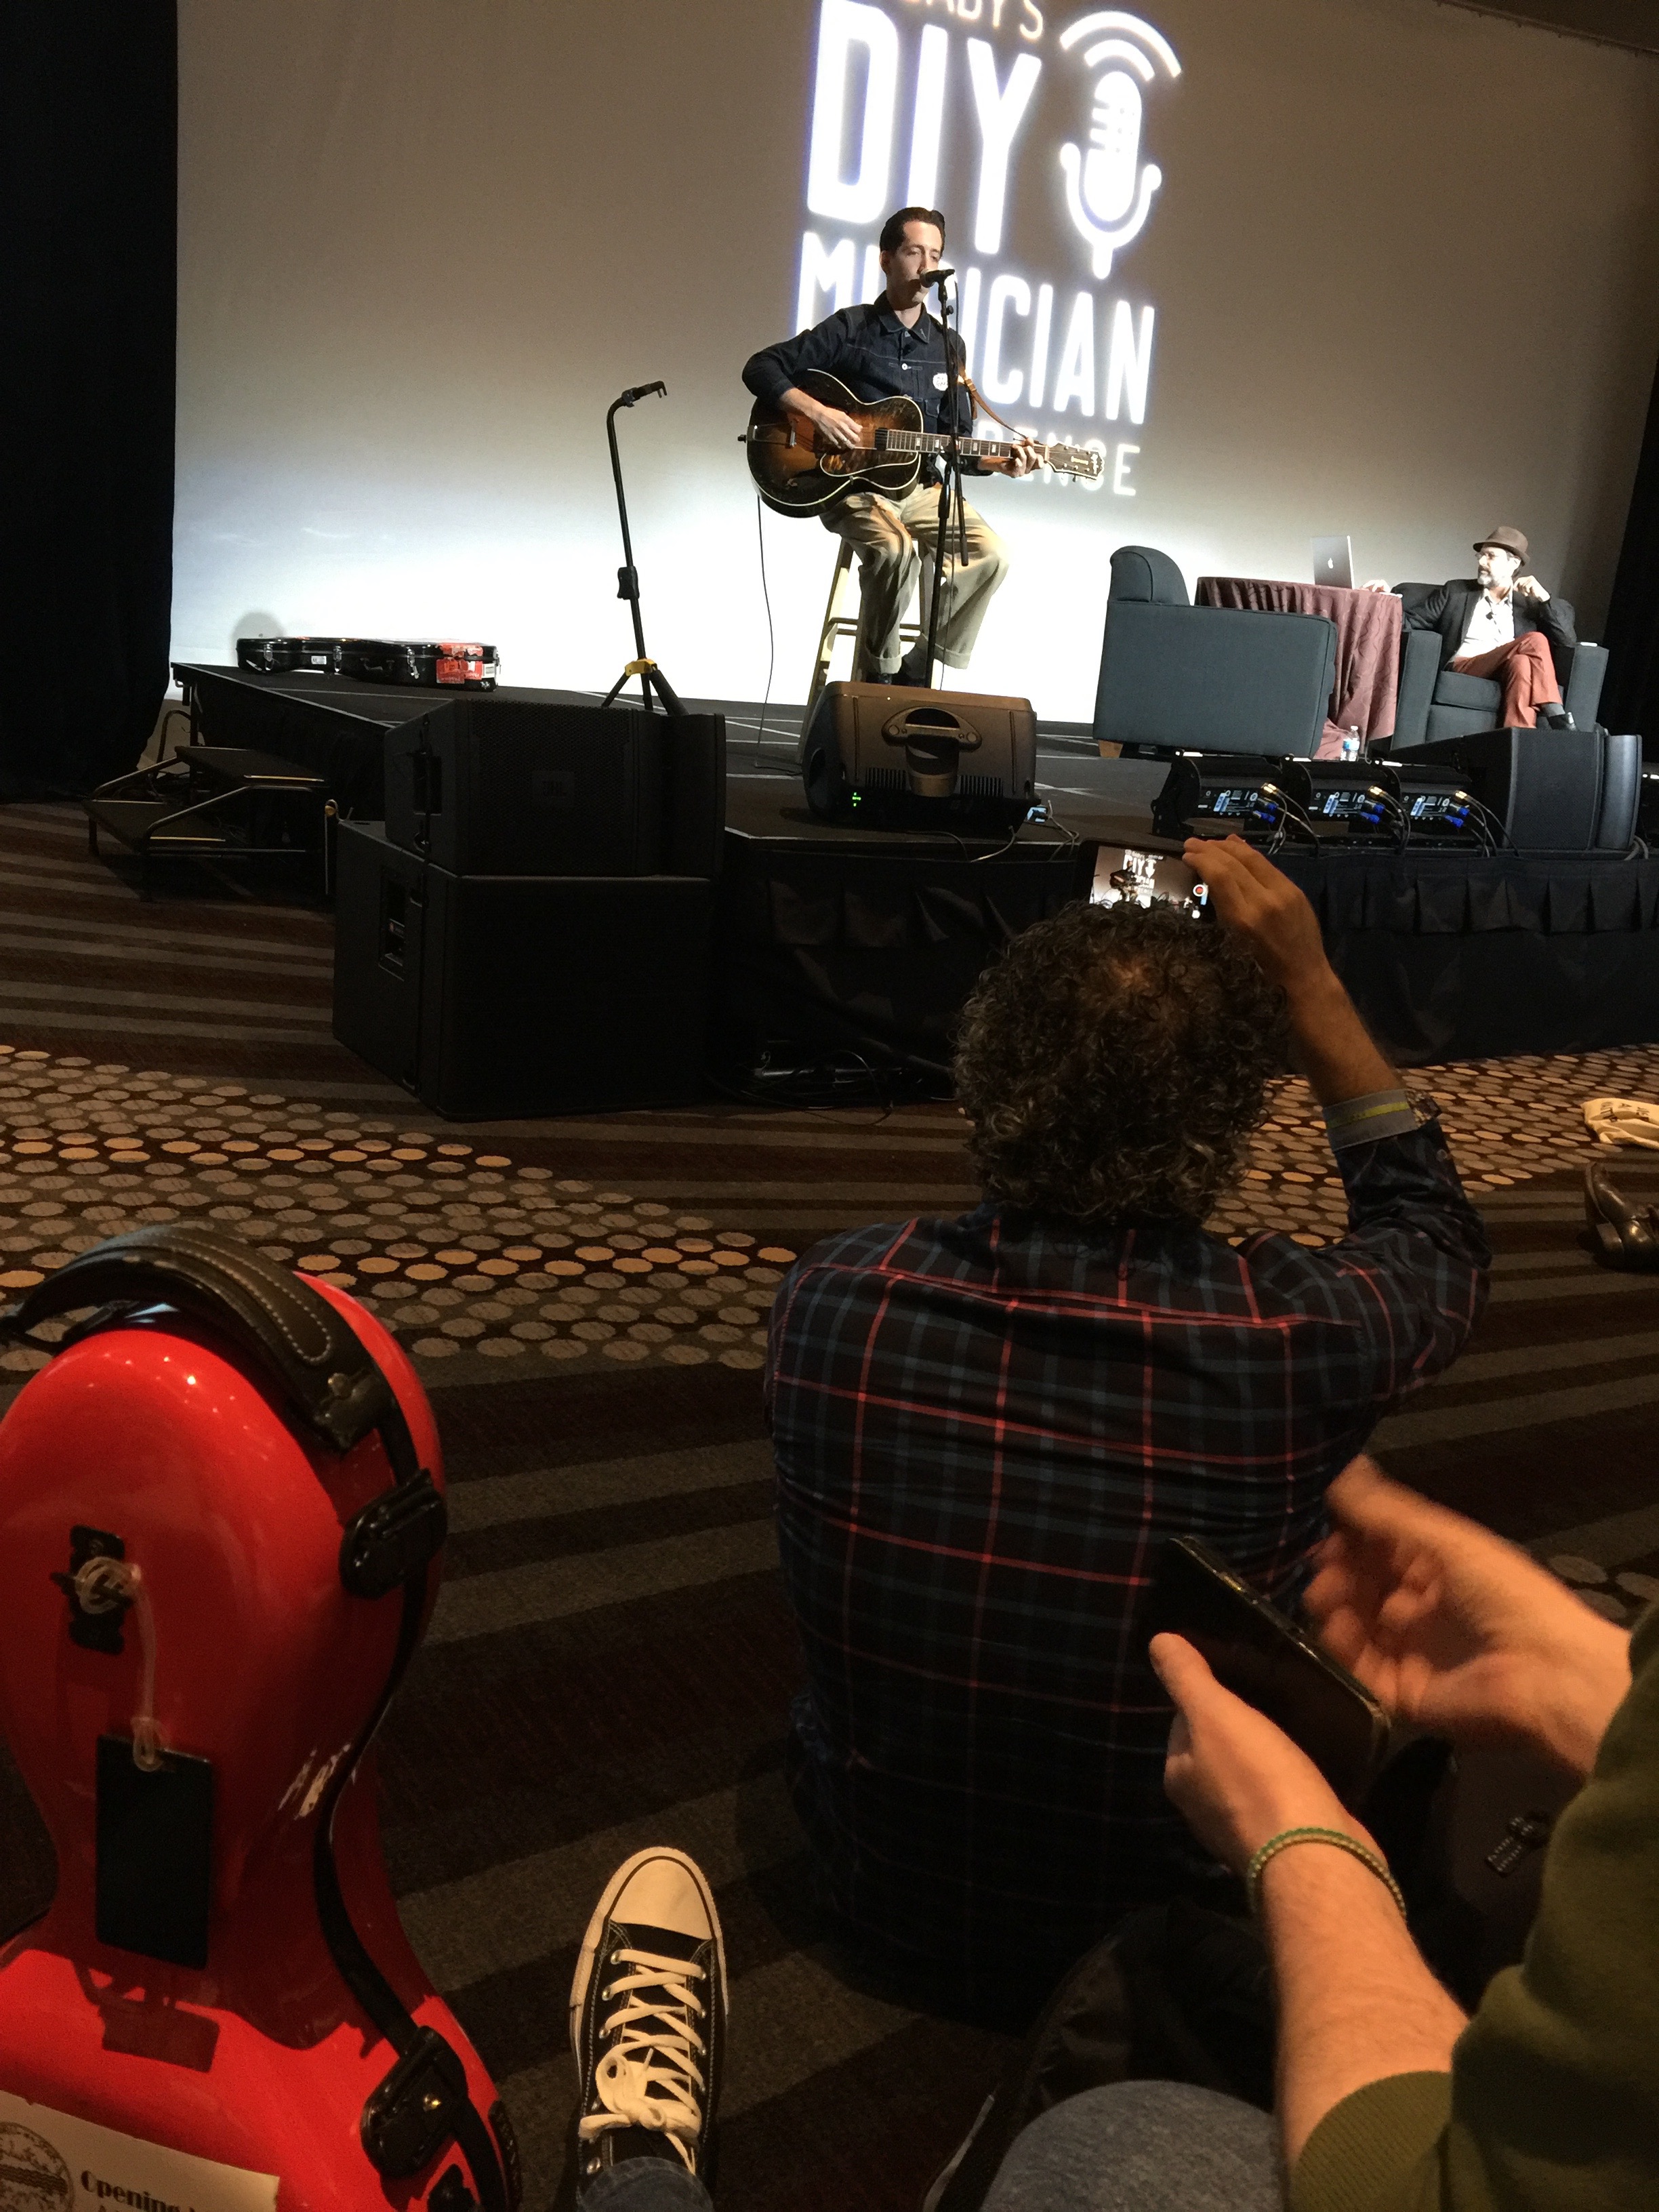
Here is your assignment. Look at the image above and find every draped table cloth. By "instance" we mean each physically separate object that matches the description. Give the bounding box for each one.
[1197,577,1403,758]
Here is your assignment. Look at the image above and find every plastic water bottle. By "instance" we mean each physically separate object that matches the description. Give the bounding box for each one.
[1340,728,1363,762]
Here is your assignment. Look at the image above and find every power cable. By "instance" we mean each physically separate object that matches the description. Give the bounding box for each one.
[754,495,776,767]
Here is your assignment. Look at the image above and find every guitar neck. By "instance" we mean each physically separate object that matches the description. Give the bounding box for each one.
[878,426,1027,462]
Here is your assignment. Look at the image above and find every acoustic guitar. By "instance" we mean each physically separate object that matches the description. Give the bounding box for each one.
[745,369,1104,514]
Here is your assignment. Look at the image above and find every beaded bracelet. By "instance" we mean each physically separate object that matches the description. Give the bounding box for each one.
[1245,1826,1408,1920]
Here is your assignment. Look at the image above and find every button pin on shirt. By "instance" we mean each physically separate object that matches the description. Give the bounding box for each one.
[933,371,949,390]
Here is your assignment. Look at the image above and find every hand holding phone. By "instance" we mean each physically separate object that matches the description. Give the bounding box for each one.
[1146,1536,1390,1807]
[1151,1631,1371,1877]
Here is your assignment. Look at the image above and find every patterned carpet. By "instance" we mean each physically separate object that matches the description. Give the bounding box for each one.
[2,798,1659,2210]
[0,1067,791,1378]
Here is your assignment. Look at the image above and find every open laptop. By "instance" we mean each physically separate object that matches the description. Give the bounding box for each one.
[1312,535,1354,589]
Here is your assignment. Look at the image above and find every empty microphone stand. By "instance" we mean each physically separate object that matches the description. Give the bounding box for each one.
[601,382,687,716]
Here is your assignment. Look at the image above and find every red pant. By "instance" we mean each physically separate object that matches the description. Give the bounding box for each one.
[1450,632,1561,726]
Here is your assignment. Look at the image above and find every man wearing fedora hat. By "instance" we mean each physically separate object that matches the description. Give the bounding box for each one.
[1364,527,1577,728]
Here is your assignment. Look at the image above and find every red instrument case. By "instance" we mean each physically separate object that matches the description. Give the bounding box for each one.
[0,1229,517,2212]
[237,638,500,687]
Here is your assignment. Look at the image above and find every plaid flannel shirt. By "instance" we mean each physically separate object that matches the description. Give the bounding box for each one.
[765,1115,1490,1994]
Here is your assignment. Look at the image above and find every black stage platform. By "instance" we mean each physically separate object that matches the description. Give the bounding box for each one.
[171,663,1101,813]
[173,664,589,816]
[175,666,1659,1076]
[719,771,1659,1071]
[718,773,1099,1079]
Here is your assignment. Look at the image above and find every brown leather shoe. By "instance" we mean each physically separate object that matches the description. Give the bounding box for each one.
[1583,1164,1659,1270]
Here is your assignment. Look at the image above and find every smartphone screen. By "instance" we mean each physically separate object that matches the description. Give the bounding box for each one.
[1090,845,1210,920]
[1146,1538,1390,1807]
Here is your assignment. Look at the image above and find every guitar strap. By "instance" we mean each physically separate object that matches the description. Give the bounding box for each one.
[947,369,1033,563]
[960,369,1025,443]
[958,365,1040,560]
[960,368,1111,493]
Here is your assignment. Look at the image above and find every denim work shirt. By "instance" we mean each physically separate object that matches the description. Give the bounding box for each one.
[743,298,983,476]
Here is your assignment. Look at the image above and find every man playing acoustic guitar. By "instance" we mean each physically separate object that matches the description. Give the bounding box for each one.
[743,207,1038,687]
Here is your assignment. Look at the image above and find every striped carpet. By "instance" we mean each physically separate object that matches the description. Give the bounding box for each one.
[2,798,1658,2211]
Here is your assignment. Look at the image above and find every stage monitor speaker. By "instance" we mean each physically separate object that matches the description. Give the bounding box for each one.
[333,821,709,1118]
[384,697,724,878]
[1412,728,1639,853]
[802,682,1036,825]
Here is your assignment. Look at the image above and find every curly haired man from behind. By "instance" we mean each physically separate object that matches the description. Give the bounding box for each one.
[766,839,1491,2016]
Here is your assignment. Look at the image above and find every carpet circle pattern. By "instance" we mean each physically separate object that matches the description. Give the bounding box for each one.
[0,1046,794,1377]
[2,1040,1656,1378]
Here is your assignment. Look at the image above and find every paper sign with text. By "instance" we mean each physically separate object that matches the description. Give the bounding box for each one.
[0,2094,277,2212]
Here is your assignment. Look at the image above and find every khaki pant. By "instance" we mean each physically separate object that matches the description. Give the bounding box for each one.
[822,483,1010,677]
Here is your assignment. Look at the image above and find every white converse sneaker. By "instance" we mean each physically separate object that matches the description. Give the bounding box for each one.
[569,1847,727,2190]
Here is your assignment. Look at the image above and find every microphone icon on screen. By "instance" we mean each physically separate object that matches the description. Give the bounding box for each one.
[1056,10,1182,281]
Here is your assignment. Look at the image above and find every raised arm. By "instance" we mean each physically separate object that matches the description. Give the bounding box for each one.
[1517,581,1576,655]
[1296,1466,1647,2209]
[1191,838,1488,1382]
[1185,835,1393,1106]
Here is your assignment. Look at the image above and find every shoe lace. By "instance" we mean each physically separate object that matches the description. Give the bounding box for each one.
[579,1948,708,2173]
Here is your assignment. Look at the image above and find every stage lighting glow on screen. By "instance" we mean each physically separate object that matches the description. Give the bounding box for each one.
[798,1,1180,498]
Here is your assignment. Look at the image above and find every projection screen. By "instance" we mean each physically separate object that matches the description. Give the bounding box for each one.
[173,0,1659,720]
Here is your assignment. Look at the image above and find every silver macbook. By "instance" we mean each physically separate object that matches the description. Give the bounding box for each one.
[1312,535,1353,588]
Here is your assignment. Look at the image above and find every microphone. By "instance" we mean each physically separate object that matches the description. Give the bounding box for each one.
[617,381,667,407]
[920,267,956,289]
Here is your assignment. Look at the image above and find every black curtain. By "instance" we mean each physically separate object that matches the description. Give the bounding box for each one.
[0,3,177,800]
[1604,349,1659,741]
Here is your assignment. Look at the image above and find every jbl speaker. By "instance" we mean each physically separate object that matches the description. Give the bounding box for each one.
[801,682,1036,825]
[332,821,709,1118]
[384,696,724,877]
[1414,728,1639,853]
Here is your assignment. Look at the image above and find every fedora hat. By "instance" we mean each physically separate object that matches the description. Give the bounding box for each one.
[1475,526,1529,562]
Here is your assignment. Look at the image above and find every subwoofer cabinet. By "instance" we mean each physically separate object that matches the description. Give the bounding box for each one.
[1411,727,1639,853]
[333,821,709,1118]
[383,696,725,877]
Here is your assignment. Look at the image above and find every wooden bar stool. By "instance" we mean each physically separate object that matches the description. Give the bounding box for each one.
[800,539,926,747]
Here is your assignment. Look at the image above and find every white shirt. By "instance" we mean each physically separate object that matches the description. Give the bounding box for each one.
[1457,588,1517,659]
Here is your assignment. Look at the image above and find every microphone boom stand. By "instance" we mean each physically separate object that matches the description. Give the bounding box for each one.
[920,278,968,691]
[601,382,686,716]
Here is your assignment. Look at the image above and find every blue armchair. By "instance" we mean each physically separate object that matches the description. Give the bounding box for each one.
[1390,583,1610,747]
[1093,547,1338,758]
